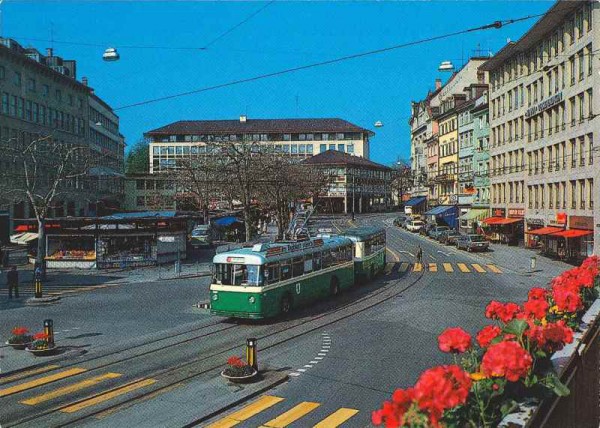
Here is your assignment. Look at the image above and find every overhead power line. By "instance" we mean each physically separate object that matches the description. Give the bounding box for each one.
[114,12,546,111]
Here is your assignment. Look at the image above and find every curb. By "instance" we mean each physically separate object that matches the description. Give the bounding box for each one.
[25,296,61,305]
[181,371,289,427]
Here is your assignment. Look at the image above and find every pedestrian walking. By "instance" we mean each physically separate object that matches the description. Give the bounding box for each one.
[416,245,423,265]
[7,266,19,299]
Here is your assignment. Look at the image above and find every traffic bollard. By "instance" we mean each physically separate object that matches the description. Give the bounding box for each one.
[530,256,537,272]
[44,319,54,346]
[246,338,258,371]
[34,278,42,298]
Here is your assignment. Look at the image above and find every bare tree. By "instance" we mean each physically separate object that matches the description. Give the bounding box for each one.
[0,135,91,277]
[390,159,413,206]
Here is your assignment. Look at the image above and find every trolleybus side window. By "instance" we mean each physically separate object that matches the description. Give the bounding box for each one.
[292,256,304,277]
[313,251,322,271]
[281,260,292,280]
[266,262,280,284]
[246,265,261,285]
[304,256,313,273]
[322,249,335,268]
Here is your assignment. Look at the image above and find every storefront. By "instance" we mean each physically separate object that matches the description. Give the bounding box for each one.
[545,216,594,262]
[404,197,427,216]
[424,206,458,229]
[46,234,96,269]
[458,208,489,234]
[482,211,523,245]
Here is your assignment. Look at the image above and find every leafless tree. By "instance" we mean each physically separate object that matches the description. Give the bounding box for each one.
[0,134,91,277]
[390,159,413,206]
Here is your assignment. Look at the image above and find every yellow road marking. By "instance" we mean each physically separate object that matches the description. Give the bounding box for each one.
[261,402,320,427]
[313,408,359,428]
[413,263,422,272]
[486,264,502,273]
[472,264,486,273]
[399,262,409,272]
[206,395,284,428]
[428,263,437,272]
[21,373,122,406]
[443,263,454,272]
[0,368,86,398]
[60,378,156,413]
[0,365,60,385]
[457,263,471,273]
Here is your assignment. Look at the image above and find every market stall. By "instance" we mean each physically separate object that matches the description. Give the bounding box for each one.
[482,217,523,244]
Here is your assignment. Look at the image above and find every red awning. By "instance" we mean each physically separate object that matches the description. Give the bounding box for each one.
[14,225,30,232]
[549,229,593,239]
[527,226,563,236]
[483,217,503,225]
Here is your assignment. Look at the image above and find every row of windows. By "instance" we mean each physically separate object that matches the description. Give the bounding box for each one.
[89,107,119,134]
[0,65,84,108]
[491,180,525,204]
[439,118,456,136]
[490,3,593,91]
[90,128,123,157]
[527,179,594,210]
[155,132,363,144]
[439,139,458,157]
[490,89,593,147]
[1,91,86,136]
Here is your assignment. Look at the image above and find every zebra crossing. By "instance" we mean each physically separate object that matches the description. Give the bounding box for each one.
[394,262,503,274]
[206,395,359,428]
[0,283,115,299]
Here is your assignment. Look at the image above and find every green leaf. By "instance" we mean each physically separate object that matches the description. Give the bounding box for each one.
[500,399,519,417]
[547,374,570,397]
[503,319,528,338]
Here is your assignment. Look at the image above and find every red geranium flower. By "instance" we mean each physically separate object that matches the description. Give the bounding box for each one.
[552,284,584,313]
[438,327,472,353]
[33,332,49,341]
[481,341,532,382]
[413,365,472,427]
[372,388,415,427]
[476,325,502,348]
[12,327,29,336]
[527,287,548,301]
[227,356,245,368]
[522,298,549,320]
[485,301,521,323]
[541,321,574,352]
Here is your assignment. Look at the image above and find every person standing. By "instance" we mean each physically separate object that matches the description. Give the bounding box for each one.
[416,245,423,265]
[7,266,19,299]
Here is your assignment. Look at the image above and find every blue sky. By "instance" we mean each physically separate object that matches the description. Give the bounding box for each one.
[5,0,553,165]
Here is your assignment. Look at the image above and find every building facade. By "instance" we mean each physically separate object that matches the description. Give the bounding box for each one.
[0,38,124,238]
[124,174,177,212]
[145,117,373,173]
[472,93,491,209]
[436,98,460,205]
[457,98,476,208]
[302,150,393,214]
[482,0,598,257]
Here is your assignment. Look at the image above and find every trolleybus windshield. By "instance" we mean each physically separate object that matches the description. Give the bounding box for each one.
[214,263,262,286]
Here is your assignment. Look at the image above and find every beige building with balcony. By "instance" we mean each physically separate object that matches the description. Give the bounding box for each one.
[482,0,598,258]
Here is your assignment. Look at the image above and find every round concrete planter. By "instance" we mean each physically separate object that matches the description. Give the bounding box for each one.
[26,344,58,356]
[220,368,258,383]
[5,340,33,350]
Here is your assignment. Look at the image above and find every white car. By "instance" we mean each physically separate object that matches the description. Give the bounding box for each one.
[406,220,424,232]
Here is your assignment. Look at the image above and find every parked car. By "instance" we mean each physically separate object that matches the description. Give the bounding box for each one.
[420,223,435,236]
[401,218,412,229]
[439,229,461,245]
[406,220,425,233]
[428,226,450,240]
[190,225,214,248]
[393,216,407,227]
[456,234,489,252]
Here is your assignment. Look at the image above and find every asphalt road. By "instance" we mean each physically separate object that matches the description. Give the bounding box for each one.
[0,213,557,427]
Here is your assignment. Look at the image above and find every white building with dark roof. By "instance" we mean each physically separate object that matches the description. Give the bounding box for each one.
[144,116,374,173]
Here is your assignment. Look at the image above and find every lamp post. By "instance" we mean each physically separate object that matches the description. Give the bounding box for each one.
[351,167,355,221]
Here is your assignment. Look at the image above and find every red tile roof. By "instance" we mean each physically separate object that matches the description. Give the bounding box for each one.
[145,118,374,136]
[302,150,391,170]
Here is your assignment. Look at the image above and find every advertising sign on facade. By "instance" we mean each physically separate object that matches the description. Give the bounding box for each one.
[508,208,524,218]
[525,92,563,118]
[492,208,506,217]
[569,216,594,230]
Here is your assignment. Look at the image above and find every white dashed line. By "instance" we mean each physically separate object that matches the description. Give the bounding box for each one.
[314,357,324,360]
[309,361,318,364]
[304,365,313,368]
[289,372,301,377]
[297,368,307,372]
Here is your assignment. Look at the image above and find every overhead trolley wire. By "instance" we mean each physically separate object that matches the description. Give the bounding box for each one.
[112,12,546,111]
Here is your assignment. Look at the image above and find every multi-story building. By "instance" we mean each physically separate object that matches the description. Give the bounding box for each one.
[425,134,440,207]
[302,150,392,214]
[457,97,475,206]
[0,38,124,239]
[482,0,598,257]
[436,95,462,205]
[124,174,176,211]
[145,117,373,173]
[472,92,491,210]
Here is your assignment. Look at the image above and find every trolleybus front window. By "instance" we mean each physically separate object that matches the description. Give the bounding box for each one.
[214,264,263,286]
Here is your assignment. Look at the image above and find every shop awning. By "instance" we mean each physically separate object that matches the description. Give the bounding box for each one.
[425,206,448,216]
[549,229,593,239]
[405,197,426,207]
[526,226,563,236]
[11,232,39,244]
[213,216,241,227]
[483,217,522,225]
[459,209,489,221]
[425,206,457,228]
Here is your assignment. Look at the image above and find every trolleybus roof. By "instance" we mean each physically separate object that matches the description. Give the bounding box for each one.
[340,226,385,242]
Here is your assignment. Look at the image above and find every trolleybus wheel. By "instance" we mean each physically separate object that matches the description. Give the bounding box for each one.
[330,277,340,296]
[281,294,292,314]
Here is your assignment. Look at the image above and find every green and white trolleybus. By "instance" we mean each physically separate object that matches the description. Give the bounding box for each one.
[340,227,387,283]
[210,236,355,319]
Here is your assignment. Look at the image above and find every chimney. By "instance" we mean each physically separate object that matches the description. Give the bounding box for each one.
[46,47,53,57]
[82,76,88,86]
[435,78,442,90]
[239,115,247,123]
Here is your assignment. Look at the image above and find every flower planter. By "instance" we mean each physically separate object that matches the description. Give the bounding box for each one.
[5,341,33,350]
[26,344,58,356]
[220,368,258,383]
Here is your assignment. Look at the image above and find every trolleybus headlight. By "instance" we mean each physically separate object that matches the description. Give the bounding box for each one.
[212,293,218,301]
[248,296,256,304]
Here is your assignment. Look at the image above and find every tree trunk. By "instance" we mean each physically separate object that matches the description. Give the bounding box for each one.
[243,206,252,242]
[36,217,47,280]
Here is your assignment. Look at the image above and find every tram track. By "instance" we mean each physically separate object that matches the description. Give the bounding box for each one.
[7,220,427,427]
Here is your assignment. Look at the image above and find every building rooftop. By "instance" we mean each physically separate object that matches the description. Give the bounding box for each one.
[480,0,582,71]
[302,150,391,170]
[145,118,374,136]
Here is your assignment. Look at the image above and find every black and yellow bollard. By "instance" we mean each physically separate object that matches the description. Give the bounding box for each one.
[246,338,258,371]
[44,319,54,347]
[34,278,42,299]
